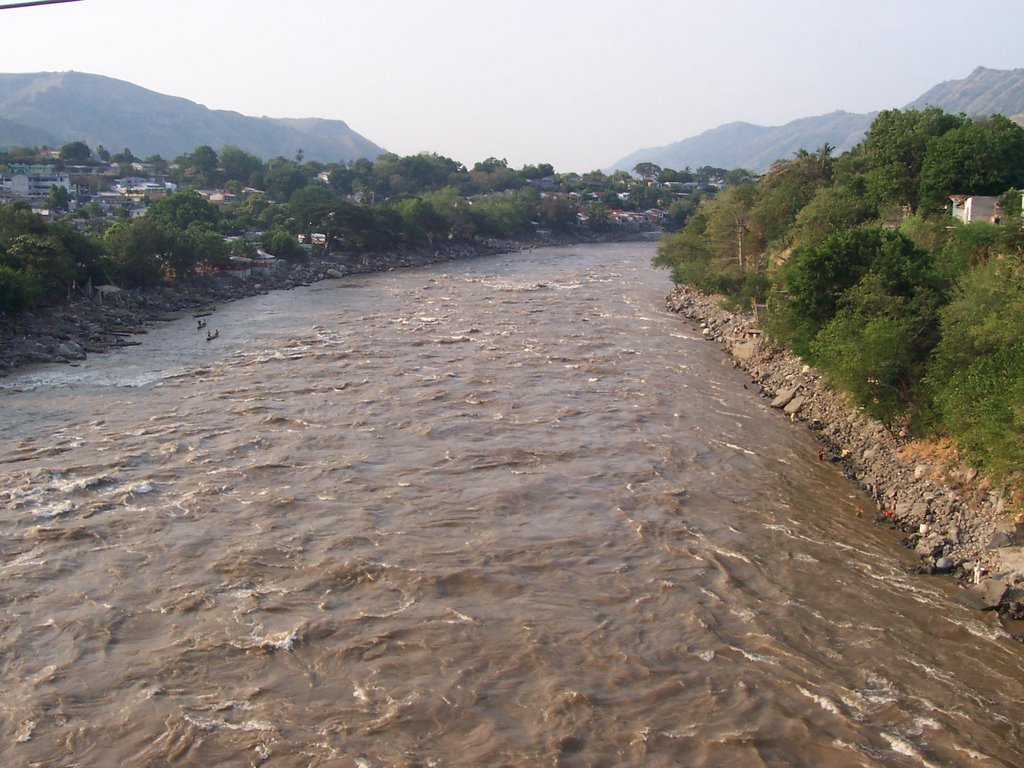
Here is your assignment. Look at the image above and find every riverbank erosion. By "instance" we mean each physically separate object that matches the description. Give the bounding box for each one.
[666,283,1024,629]
[0,235,602,374]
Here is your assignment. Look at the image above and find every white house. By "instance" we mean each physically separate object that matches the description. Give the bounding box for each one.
[950,195,1001,224]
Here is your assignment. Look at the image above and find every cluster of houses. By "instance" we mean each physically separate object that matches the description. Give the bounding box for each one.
[0,160,178,220]
[0,163,73,199]
[5,157,1016,245]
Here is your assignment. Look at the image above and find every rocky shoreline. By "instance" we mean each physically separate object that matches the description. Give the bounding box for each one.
[0,236,566,375]
[666,283,1024,630]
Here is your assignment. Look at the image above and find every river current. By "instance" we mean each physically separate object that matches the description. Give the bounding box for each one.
[1,242,1023,767]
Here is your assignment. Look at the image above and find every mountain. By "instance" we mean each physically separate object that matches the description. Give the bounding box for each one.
[906,66,1024,115]
[0,115,55,148]
[612,111,875,175]
[610,66,1024,174]
[0,71,385,163]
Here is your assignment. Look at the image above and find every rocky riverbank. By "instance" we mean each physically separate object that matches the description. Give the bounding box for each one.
[0,237,556,374]
[666,283,1024,629]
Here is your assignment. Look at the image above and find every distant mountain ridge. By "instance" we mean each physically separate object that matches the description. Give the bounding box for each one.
[610,66,1024,173]
[907,66,1024,114]
[0,71,385,163]
[613,111,875,175]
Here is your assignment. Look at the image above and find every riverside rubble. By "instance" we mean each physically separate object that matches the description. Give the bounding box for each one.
[0,240,522,373]
[665,283,1024,632]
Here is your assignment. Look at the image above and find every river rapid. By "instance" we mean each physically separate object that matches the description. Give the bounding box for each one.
[1,242,1023,767]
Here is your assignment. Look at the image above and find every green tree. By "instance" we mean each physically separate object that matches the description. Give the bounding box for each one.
[0,201,47,243]
[927,253,1024,479]
[144,154,169,174]
[538,195,578,232]
[810,275,939,422]
[220,145,265,187]
[147,190,220,231]
[264,157,309,201]
[6,233,76,307]
[174,145,221,188]
[0,264,29,315]
[653,212,719,290]
[520,162,555,180]
[112,147,138,164]
[928,256,1024,386]
[50,222,105,285]
[633,162,662,182]
[420,187,476,240]
[103,218,167,287]
[165,223,228,279]
[372,152,465,196]
[266,229,303,260]
[748,146,834,250]
[467,157,523,194]
[933,343,1024,481]
[395,197,447,243]
[287,183,341,231]
[470,190,534,237]
[703,183,758,269]
[231,191,275,230]
[59,141,92,164]
[48,184,71,213]
[863,107,966,214]
[917,114,1024,212]
[771,225,933,354]
[791,180,873,247]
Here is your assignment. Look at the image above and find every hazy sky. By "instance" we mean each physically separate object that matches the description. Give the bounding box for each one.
[2,0,1022,172]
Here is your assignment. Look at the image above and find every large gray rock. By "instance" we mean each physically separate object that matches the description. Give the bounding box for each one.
[989,526,1018,549]
[915,535,944,557]
[956,580,1009,611]
[771,385,800,409]
[783,396,806,415]
[55,340,86,360]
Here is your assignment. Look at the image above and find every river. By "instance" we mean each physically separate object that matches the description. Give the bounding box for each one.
[1,242,1023,767]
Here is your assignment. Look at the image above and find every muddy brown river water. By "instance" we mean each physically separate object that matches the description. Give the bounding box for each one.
[2,242,1023,767]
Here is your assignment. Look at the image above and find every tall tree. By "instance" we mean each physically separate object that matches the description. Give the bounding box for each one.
[174,145,221,188]
[59,141,92,164]
[917,114,1024,211]
[147,191,220,231]
[220,145,265,187]
[863,107,966,214]
[633,162,662,182]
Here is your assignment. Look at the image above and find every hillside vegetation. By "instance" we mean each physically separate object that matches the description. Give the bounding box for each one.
[654,107,1024,494]
[0,144,680,313]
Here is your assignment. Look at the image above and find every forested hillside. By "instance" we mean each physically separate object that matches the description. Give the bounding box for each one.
[653,107,1024,493]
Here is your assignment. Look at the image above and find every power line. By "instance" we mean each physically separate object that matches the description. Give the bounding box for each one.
[0,0,84,9]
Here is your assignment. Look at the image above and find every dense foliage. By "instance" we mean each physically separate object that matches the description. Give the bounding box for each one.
[2,143,715,307]
[654,108,1024,487]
